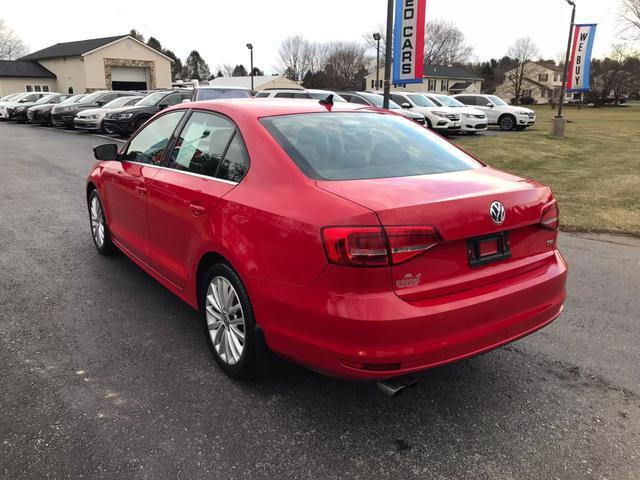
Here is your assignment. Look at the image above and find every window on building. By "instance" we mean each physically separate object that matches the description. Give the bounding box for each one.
[43,86,49,92]
[553,74,560,82]
[538,74,549,82]
[428,78,436,91]
[25,85,33,92]
[440,79,449,92]
[34,85,41,92]
[540,88,547,98]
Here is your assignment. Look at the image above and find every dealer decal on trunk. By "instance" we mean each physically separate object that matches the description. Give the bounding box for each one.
[396,273,422,289]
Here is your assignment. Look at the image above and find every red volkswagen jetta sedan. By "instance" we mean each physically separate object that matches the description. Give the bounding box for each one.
[86,99,567,380]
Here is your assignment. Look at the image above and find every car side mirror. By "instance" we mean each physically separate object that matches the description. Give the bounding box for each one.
[96,101,106,106]
[401,102,411,109]
[486,103,494,107]
[93,143,119,161]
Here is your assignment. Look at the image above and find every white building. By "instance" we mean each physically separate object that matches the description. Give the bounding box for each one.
[365,65,483,94]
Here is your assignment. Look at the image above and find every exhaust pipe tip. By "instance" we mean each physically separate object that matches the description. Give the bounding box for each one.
[376,375,418,397]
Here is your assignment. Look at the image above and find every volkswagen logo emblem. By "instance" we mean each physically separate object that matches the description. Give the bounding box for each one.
[489,201,505,225]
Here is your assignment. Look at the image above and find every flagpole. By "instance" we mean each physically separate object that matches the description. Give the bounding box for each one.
[556,0,576,119]
[383,0,394,109]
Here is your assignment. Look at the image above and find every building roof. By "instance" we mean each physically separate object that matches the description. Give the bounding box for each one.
[423,65,483,80]
[19,35,128,61]
[533,61,563,72]
[208,75,302,90]
[0,60,56,78]
[449,81,472,91]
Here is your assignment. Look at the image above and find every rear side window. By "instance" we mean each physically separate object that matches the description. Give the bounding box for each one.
[216,133,249,182]
[456,96,475,105]
[123,111,185,165]
[255,92,269,98]
[348,95,369,105]
[261,112,480,181]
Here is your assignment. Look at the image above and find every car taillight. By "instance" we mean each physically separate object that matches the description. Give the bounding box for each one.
[385,226,441,264]
[322,226,441,267]
[540,201,559,230]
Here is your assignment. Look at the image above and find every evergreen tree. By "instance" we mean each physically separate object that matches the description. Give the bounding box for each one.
[183,50,211,81]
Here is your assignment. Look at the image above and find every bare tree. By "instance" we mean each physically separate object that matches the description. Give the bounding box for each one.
[276,35,308,81]
[215,64,235,77]
[324,41,369,90]
[619,0,640,40]
[504,37,540,104]
[362,24,388,67]
[424,20,473,65]
[0,19,28,60]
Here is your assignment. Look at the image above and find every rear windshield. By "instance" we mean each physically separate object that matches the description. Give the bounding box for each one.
[261,112,481,180]
[195,89,251,101]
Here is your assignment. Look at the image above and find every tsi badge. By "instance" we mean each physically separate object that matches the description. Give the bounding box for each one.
[396,273,422,289]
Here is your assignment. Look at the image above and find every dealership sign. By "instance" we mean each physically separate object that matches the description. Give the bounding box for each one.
[566,23,597,92]
[392,0,426,84]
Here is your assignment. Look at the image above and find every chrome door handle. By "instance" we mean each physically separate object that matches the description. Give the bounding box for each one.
[189,203,206,216]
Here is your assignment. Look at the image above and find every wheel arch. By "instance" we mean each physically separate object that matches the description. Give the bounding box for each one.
[195,251,235,309]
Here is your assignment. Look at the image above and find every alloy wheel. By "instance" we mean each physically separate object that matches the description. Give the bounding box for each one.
[90,196,105,248]
[205,276,246,365]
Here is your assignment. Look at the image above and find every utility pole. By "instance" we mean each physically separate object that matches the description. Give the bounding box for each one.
[550,0,576,137]
[373,33,381,91]
[246,43,254,92]
[382,0,394,108]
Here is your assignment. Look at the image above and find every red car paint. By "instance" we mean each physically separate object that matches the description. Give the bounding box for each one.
[87,99,567,380]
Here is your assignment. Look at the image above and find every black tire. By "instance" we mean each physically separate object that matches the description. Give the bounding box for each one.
[134,117,149,132]
[425,117,433,130]
[103,123,116,135]
[498,115,516,131]
[200,262,257,380]
[88,189,116,255]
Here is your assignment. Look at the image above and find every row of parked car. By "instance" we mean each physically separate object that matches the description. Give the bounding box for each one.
[0,85,536,137]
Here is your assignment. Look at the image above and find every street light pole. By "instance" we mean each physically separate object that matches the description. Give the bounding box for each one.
[246,43,254,92]
[373,33,381,91]
[382,0,394,109]
[557,0,576,119]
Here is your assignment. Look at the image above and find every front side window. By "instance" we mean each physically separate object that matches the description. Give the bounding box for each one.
[261,112,480,181]
[255,91,269,98]
[123,111,185,165]
[407,94,436,107]
[487,95,508,106]
[161,94,183,107]
[168,111,235,178]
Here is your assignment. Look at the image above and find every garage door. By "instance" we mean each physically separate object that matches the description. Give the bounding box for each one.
[111,67,148,91]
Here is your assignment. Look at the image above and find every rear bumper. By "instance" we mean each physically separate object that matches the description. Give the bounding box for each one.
[256,250,567,380]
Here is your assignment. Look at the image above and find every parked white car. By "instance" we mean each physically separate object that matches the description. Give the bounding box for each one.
[0,92,51,119]
[304,89,348,102]
[453,94,536,131]
[74,95,142,132]
[389,91,461,133]
[254,89,312,99]
[422,93,487,134]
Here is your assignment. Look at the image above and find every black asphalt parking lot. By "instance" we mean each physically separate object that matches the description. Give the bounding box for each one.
[1,121,639,479]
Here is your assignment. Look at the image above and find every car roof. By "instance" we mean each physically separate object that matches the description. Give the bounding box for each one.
[172,98,374,119]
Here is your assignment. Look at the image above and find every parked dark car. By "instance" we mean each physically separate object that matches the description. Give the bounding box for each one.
[27,94,85,126]
[340,91,427,126]
[51,90,137,128]
[102,89,191,136]
[12,93,70,123]
[190,86,252,101]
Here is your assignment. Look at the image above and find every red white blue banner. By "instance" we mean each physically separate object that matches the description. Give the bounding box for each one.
[566,23,597,92]
[393,0,426,84]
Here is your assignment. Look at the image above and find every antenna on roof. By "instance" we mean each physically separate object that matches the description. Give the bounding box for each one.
[319,94,334,107]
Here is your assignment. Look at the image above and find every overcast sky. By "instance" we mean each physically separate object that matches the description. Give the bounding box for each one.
[3,0,626,73]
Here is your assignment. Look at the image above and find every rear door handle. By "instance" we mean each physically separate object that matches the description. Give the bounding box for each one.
[135,186,148,197]
[189,203,206,216]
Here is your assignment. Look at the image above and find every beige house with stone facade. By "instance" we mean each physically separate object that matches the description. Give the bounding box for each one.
[0,35,171,96]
